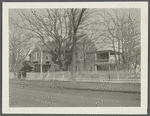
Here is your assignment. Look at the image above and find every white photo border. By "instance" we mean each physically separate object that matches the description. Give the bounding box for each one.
[2,2,148,114]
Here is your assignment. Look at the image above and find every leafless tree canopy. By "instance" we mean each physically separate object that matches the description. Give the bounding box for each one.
[9,20,33,75]
[93,9,140,70]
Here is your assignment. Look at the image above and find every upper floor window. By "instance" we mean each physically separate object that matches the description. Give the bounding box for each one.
[34,52,39,61]
[97,52,109,59]
[45,54,49,61]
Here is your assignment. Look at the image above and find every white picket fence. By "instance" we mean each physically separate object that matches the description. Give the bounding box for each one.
[9,71,140,83]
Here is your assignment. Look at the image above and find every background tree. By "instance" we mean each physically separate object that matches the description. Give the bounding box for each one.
[12,9,72,71]
[12,8,90,81]
[69,8,91,82]
[9,20,33,77]
[95,9,140,71]
[76,30,99,71]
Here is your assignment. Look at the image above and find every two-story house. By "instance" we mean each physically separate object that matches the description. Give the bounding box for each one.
[29,40,121,73]
[86,50,122,71]
[29,44,57,73]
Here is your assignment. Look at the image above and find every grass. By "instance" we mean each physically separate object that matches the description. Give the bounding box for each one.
[9,79,141,93]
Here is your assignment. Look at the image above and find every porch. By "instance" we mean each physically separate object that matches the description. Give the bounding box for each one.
[34,64,51,72]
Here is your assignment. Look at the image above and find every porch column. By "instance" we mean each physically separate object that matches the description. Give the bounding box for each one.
[95,65,97,72]
[108,51,110,63]
[108,64,110,80]
[108,52,110,79]
[33,65,35,72]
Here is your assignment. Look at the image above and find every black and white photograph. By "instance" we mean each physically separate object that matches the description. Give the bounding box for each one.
[2,2,148,114]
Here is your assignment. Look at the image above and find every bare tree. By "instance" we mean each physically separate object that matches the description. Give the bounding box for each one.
[76,28,99,71]
[9,21,33,77]
[12,9,72,71]
[12,8,90,81]
[69,8,89,82]
[96,9,140,72]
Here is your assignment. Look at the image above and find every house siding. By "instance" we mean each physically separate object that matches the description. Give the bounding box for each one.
[30,51,41,64]
[42,51,54,65]
[30,46,41,64]
[31,51,55,64]
[86,53,95,65]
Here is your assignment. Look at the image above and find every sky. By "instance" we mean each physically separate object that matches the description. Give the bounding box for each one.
[9,8,141,52]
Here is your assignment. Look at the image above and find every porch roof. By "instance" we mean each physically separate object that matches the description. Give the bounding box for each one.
[86,50,122,55]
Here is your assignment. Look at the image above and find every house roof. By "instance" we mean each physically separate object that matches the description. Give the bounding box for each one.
[29,41,56,54]
[37,44,50,51]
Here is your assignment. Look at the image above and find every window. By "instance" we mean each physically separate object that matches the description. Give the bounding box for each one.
[97,53,109,59]
[45,54,49,61]
[34,52,38,61]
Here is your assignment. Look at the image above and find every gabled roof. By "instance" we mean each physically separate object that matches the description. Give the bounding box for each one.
[37,44,50,51]
[29,41,56,54]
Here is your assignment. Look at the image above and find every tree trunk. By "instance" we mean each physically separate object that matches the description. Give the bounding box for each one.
[118,39,121,65]
[71,35,77,82]
[112,37,118,70]
[122,51,125,69]
[83,41,86,70]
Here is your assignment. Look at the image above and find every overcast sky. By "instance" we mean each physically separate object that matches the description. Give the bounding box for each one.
[9,8,140,22]
[9,8,141,52]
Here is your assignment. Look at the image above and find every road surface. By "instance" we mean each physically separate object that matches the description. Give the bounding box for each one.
[9,81,140,107]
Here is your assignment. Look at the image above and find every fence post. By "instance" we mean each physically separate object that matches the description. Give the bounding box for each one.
[117,73,119,81]
[76,71,78,82]
[109,64,111,80]
[63,72,65,81]
[30,71,33,80]
[54,72,56,80]
[126,70,128,79]
[47,70,49,81]
[115,66,118,81]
